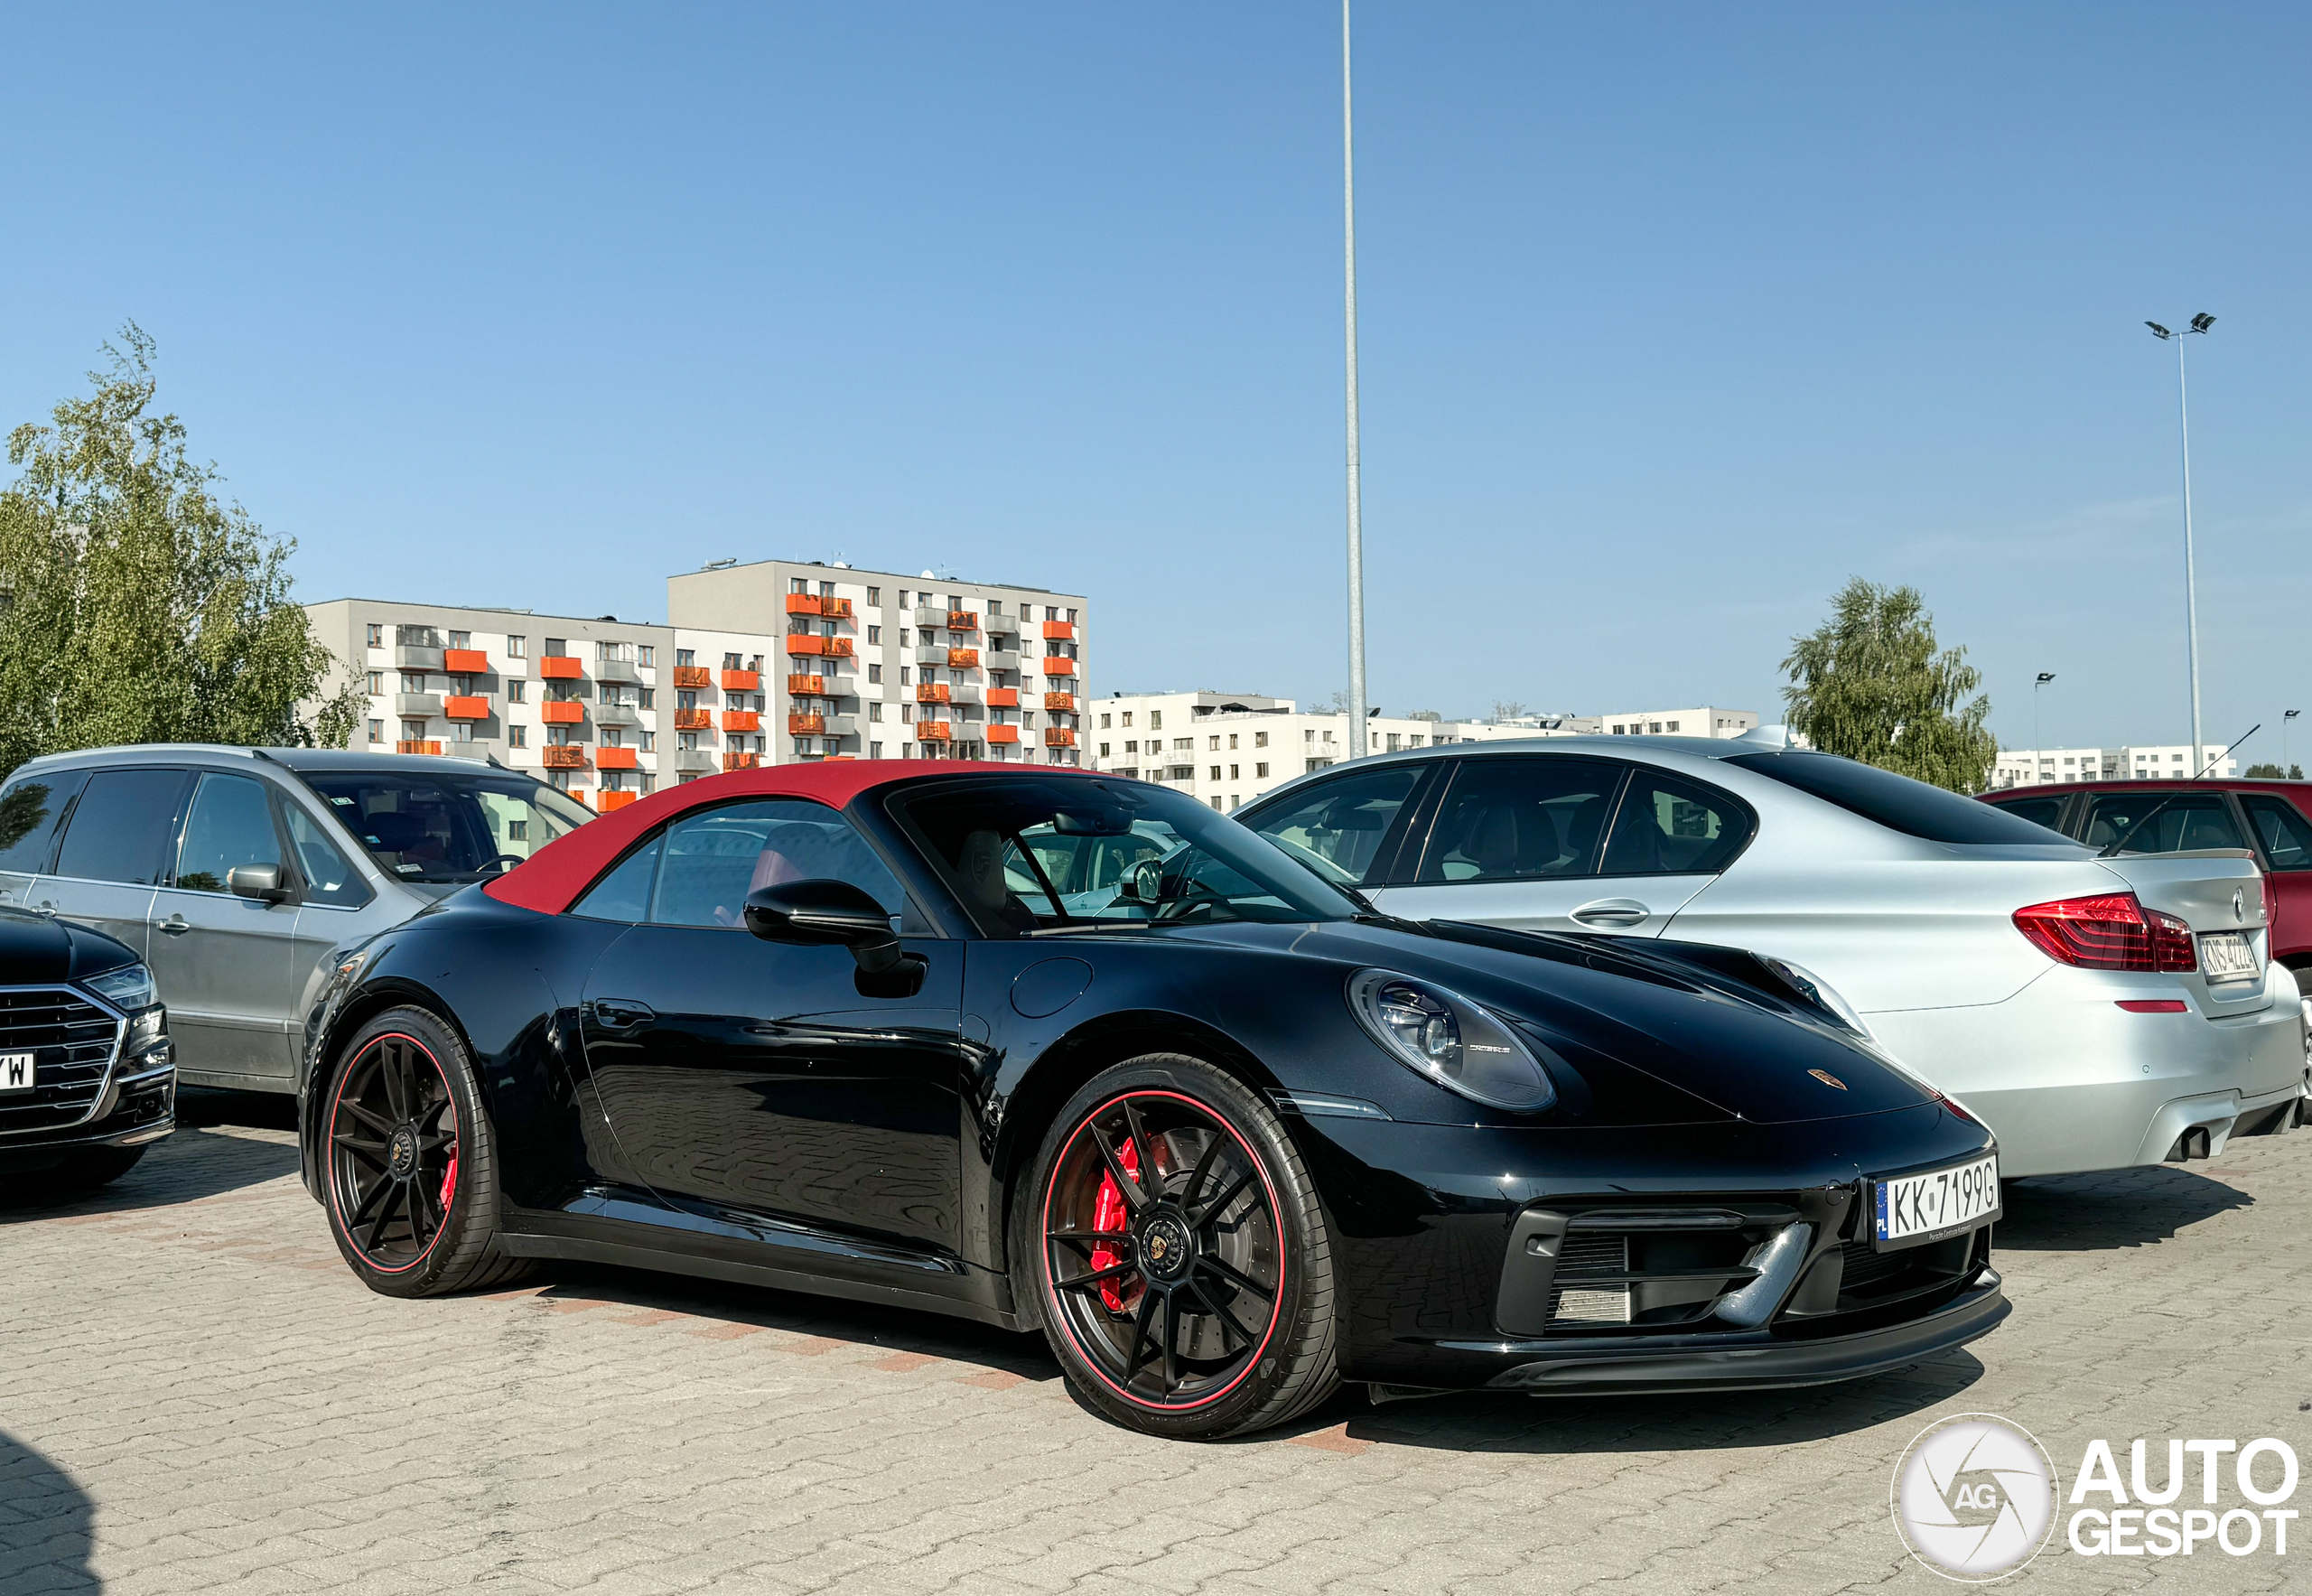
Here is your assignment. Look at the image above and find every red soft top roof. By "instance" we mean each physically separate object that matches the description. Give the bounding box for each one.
[482,759,1100,916]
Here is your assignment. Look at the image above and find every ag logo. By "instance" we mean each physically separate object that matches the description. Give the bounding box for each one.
[1890,1414,2058,1582]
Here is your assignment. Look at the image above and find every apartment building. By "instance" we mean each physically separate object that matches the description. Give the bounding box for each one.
[1990,745,2240,789]
[1084,691,1529,811]
[667,559,1089,767]
[1592,706,1759,738]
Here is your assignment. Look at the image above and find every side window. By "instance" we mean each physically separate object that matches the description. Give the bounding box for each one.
[573,837,665,922]
[2242,796,2312,873]
[1985,794,2069,835]
[649,799,904,929]
[51,770,192,885]
[172,774,286,892]
[0,770,90,873]
[1416,758,1624,883]
[2084,794,2245,854]
[283,805,374,908]
[1242,766,1422,886]
[1599,769,1755,876]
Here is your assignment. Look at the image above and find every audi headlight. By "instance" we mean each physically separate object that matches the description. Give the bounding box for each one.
[1347,970,1558,1112]
[83,963,157,1013]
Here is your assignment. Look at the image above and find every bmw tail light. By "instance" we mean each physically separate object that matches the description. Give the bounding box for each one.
[2012,892,2195,973]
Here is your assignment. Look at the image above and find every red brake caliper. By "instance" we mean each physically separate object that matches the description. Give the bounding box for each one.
[1089,1135,1139,1312]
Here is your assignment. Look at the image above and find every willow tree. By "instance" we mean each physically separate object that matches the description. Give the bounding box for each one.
[0,325,358,783]
[1780,578,1996,793]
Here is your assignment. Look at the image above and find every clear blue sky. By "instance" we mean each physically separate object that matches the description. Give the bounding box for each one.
[5,4,2307,756]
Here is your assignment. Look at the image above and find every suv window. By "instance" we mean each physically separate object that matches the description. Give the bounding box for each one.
[2237,796,2312,871]
[1240,765,1422,886]
[1599,769,1754,875]
[2083,792,2247,854]
[1417,758,1624,883]
[52,770,192,884]
[171,774,285,892]
[283,805,373,908]
[1982,793,2070,835]
[299,769,594,887]
[0,769,89,874]
[1725,752,2060,845]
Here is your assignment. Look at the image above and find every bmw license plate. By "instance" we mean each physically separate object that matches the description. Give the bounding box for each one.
[0,1051,33,1093]
[1874,1153,2000,1251]
[2199,931,2260,984]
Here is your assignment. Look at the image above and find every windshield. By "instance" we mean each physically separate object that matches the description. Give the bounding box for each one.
[1725,751,2071,845]
[299,769,597,887]
[892,777,1359,932]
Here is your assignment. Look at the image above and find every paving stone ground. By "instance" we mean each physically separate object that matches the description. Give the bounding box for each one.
[4,1091,2308,1595]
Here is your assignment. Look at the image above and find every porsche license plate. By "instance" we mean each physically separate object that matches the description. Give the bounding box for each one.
[0,1052,33,1093]
[1874,1153,2000,1251]
[2199,931,2259,984]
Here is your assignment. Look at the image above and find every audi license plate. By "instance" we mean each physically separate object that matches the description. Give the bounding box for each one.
[0,1052,33,1093]
[2199,931,2260,984]
[1874,1153,2000,1251]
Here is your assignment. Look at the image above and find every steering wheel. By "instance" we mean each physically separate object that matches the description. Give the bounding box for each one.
[1151,879,1224,923]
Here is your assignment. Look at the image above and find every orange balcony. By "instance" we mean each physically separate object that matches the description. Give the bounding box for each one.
[673,665,712,689]
[822,597,854,621]
[1041,657,1077,677]
[918,723,953,743]
[783,636,825,658]
[1041,621,1076,640]
[443,649,489,674]
[395,740,443,755]
[443,695,491,721]
[788,714,825,735]
[674,707,712,731]
[822,638,853,658]
[787,673,825,695]
[916,684,951,705]
[784,593,823,615]
[986,724,1021,745]
[1044,728,1077,749]
[595,747,639,770]
[541,746,589,770]
[947,611,979,632]
[722,667,761,689]
[538,656,583,680]
[722,751,760,771]
[1042,692,1075,714]
[946,648,979,668]
[599,791,639,813]
[541,701,585,725]
[985,686,1020,709]
[722,710,760,733]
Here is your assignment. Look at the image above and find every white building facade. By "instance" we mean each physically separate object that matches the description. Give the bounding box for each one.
[1989,745,2239,789]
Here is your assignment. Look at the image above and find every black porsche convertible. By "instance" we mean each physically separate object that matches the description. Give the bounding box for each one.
[300,762,2006,1439]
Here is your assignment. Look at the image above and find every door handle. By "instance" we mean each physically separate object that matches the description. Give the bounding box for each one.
[1571,899,1650,929]
[587,998,656,1030]
[156,914,191,937]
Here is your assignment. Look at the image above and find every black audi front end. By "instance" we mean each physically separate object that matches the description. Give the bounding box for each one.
[0,908,175,1181]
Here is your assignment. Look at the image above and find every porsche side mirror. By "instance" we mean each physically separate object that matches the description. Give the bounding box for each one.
[228,863,294,904]
[744,880,908,975]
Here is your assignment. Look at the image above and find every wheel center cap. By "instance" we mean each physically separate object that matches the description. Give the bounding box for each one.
[387,1126,418,1178]
[1140,1215,1189,1280]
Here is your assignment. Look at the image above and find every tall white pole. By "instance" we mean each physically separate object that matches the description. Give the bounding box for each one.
[2177,334,2203,763]
[1342,0,1369,760]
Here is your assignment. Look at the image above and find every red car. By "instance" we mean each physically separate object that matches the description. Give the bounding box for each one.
[1977,779,2312,974]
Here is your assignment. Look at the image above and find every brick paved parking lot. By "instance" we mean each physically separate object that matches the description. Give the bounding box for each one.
[5,1092,2307,1596]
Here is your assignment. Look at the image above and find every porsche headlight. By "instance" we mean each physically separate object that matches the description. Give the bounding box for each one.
[83,963,157,1013]
[1347,970,1558,1112]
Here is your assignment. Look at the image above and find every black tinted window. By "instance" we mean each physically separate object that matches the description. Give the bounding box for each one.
[2242,796,2312,873]
[1725,753,2062,845]
[573,837,664,922]
[0,770,89,873]
[2085,793,2247,854]
[1418,758,1624,882]
[651,800,902,929]
[52,770,191,884]
[1242,765,1422,886]
[1600,770,1754,875]
[1984,794,2070,835]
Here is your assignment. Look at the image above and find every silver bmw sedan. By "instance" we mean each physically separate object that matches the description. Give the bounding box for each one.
[1235,732,2306,1179]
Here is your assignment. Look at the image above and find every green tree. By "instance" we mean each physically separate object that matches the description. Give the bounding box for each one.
[0,325,357,783]
[2244,762,2303,779]
[1780,578,1997,793]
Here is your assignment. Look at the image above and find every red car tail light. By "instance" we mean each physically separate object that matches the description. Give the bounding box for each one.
[2262,870,2277,932]
[2012,892,2196,973]
[2116,999,2189,1013]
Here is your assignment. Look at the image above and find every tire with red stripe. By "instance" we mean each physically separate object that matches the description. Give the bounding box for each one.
[321,1006,533,1298]
[1020,1055,1338,1440]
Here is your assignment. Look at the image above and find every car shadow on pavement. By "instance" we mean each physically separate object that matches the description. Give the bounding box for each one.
[1994,1163,2251,1251]
[0,1430,98,1591]
[0,1104,301,1222]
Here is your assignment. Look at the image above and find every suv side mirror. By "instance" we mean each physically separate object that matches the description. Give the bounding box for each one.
[744,880,909,975]
[228,863,294,904]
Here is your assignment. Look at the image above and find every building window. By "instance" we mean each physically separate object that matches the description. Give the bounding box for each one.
[1150,711,1161,730]
[638,732,655,751]
[447,630,470,649]
[1209,765,1222,781]
[1254,731,1267,747]
[1227,733,1238,750]
[1099,742,1112,757]
[545,638,566,657]
[365,671,383,695]
[508,680,527,704]
[676,649,695,667]
[366,624,383,647]
[900,667,912,686]
[508,635,527,658]
[1229,764,1240,779]
[870,703,883,723]
[367,719,384,743]
[400,672,426,693]
[509,725,527,748]
[1255,761,1269,777]
[1210,796,1222,809]
[791,576,810,594]
[867,625,881,644]
[866,587,881,606]
[868,664,883,684]
[1122,711,1133,727]
[871,741,884,758]
[638,687,655,709]
[1666,720,1679,732]
[1067,608,1077,623]
[640,774,655,795]
[639,645,655,667]
[1305,729,1314,743]
[900,705,914,723]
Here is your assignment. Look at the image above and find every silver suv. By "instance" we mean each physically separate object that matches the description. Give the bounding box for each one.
[0,746,595,1093]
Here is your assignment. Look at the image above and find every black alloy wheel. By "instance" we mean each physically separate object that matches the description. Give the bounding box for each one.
[1028,1057,1338,1439]
[322,1007,531,1297]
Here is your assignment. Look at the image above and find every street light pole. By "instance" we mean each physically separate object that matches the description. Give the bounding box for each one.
[1341,0,1369,760]
[2033,673,2056,777]
[2286,708,2299,774]
[2147,314,2214,763]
